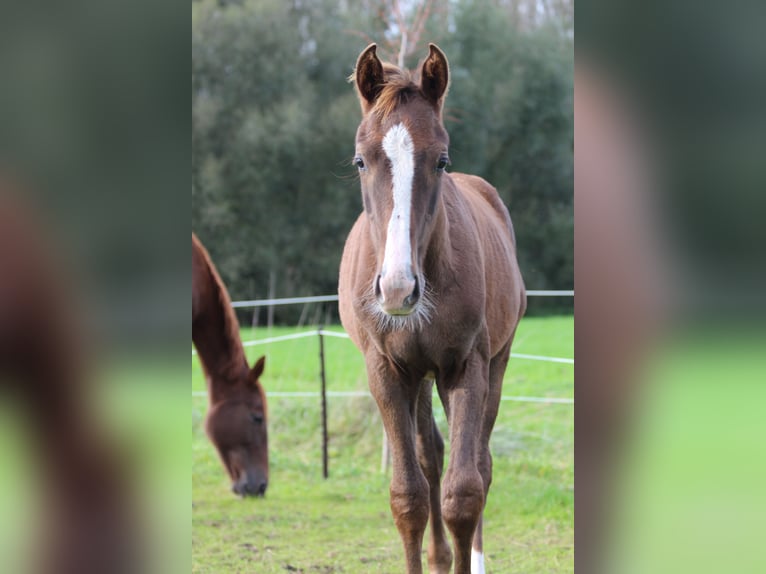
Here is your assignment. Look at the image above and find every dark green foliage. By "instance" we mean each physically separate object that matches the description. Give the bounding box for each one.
[192,0,573,319]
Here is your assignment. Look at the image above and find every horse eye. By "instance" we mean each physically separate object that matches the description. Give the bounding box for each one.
[436,154,450,172]
[353,155,365,170]
[251,414,264,425]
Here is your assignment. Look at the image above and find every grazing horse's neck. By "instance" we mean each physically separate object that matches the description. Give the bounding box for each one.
[193,263,248,400]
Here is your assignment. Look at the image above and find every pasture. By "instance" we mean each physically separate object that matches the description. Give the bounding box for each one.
[192,315,573,573]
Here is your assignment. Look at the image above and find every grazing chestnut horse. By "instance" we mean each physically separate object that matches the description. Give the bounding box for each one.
[192,233,269,497]
[339,44,526,574]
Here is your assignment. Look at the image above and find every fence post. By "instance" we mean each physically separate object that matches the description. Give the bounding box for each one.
[318,326,329,479]
[267,271,276,329]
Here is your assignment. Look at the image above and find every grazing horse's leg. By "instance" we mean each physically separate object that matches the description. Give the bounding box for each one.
[416,379,452,574]
[368,359,429,574]
[472,339,513,574]
[440,347,490,574]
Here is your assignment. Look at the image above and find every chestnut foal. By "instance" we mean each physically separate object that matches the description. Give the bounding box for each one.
[339,44,526,573]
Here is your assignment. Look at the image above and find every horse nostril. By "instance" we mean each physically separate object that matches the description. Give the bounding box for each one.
[257,481,267,496]
[405,277,421,307]
[374,274,383,302]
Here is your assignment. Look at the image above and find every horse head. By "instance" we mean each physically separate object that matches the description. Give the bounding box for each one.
[352,44,451,328]
[204,355,269,497]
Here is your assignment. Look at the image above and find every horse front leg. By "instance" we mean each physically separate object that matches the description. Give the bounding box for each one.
[439,350,490,574]
[416,380,452,574]
[368,361,429,574]
[472,339,512,574]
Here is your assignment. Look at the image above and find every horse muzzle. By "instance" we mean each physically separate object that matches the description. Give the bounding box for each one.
[375,272,421,315]
[232,476,268,498]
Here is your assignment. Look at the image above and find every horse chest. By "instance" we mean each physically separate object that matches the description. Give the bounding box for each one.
[379,332,428,367]
[372,328,475,379]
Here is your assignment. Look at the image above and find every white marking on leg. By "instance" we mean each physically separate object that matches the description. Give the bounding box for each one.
[381,123,414,285]
[471,549,485,574]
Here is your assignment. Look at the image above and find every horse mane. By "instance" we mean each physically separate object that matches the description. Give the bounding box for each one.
[192,234,247,381]
[350,62,419,120]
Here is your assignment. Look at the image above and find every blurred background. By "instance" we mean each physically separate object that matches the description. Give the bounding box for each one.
[0,0,187,572]
[576,1,766,573]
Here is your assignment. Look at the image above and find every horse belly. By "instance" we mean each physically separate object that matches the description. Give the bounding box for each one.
[473,206,524,357]
[484,256,522,357]
[450,173,525,357]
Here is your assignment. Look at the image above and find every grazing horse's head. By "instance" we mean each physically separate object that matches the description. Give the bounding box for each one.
[352,43,451,328]
[204,356,269,497]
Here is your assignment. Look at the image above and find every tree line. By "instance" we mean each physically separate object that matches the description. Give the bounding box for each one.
[192,0,573,320]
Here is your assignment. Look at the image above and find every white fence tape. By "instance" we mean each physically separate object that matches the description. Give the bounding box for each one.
[191,330,319,355]
[508,353,574,365]
[193,329,574,365]
[231,294,340,308]
[229,291,572,309]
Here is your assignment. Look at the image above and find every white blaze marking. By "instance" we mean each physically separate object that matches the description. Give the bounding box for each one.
[471,549,485,574]
[381,123,414,282]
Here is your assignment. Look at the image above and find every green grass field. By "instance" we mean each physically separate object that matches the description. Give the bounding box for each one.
[192,316,573,573]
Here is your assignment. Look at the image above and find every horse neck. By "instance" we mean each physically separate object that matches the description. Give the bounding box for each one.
[193,268,248,400]
[422,180,454,279]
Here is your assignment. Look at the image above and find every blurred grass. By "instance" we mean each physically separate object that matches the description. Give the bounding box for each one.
[606,330,766,574]
[192,316,574,573]
[0,360,191,574]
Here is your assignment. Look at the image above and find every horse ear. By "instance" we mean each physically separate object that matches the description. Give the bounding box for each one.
[420,43,449,109]
[354,43,384,112]
[250,355,266,382]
